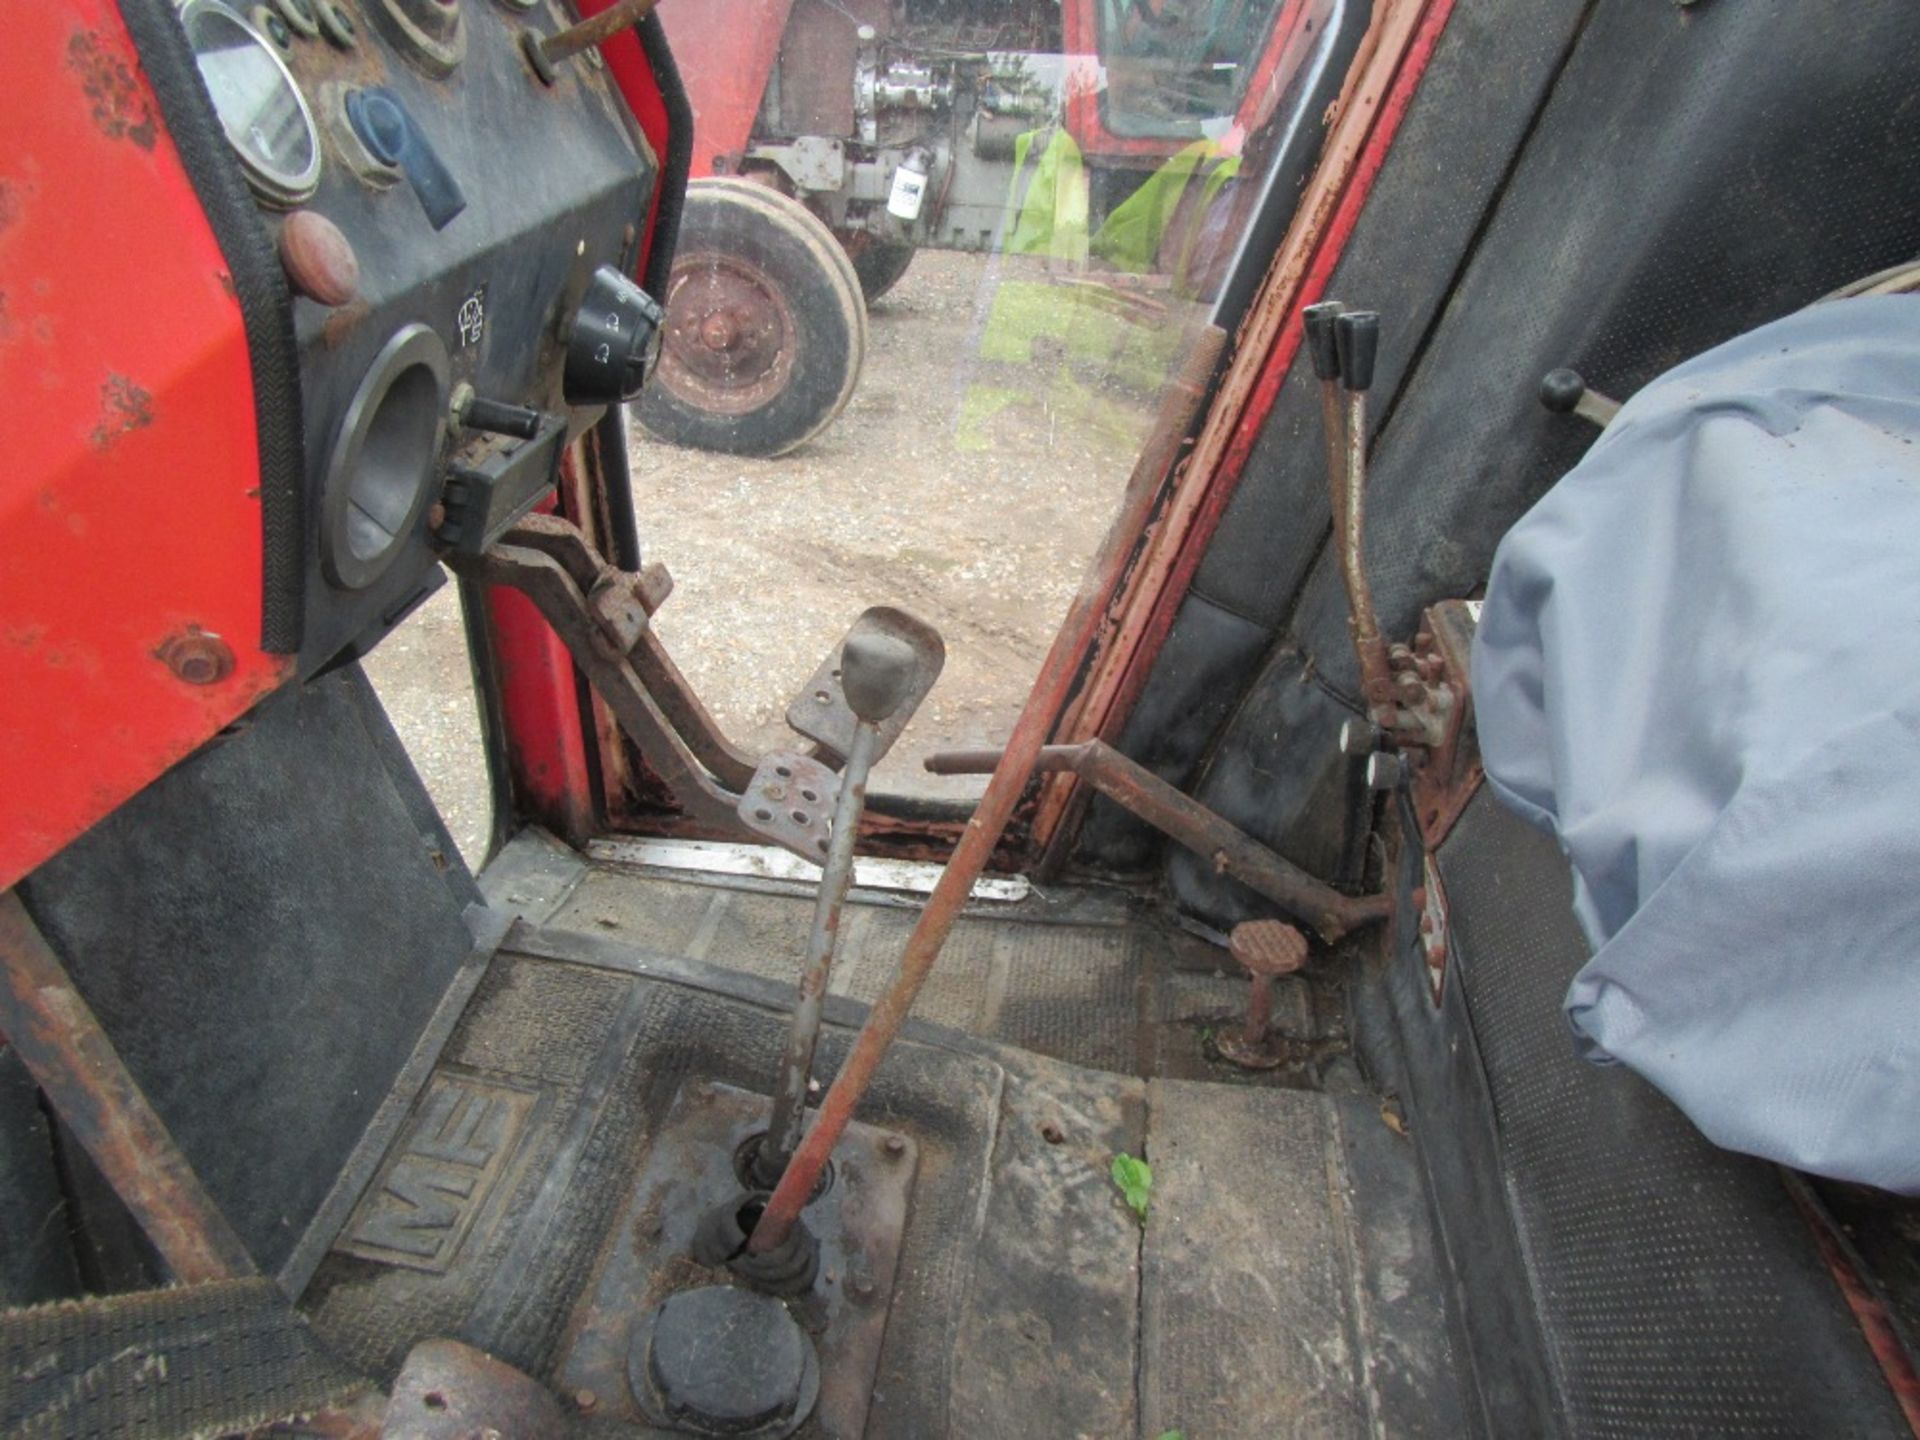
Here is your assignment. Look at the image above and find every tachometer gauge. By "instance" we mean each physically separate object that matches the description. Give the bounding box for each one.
[180,0,322,205]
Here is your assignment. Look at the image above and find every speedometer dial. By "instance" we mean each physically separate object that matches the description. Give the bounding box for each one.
[181,0,321,205]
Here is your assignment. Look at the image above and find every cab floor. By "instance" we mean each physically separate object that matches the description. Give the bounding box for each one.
[302,833,1465,1438]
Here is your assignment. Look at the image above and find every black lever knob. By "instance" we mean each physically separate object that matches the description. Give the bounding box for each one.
[1335,311,1379,393]
[564,265,665,405]
[345,88,467,231]
[1538,368,1587,413]
[1303,301,1344,382]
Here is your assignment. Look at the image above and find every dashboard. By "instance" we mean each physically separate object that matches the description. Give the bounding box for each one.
[0,0,673,888]
[179,0,665,669]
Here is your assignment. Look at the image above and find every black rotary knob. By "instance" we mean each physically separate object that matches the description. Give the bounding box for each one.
[565,264,665,405]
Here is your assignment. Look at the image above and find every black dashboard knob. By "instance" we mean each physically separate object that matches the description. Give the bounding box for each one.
[565,265,665,405]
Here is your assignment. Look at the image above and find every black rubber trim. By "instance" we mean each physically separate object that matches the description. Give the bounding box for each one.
[638,12,692,307]
[597,12,694,572]
[116,0,306,652]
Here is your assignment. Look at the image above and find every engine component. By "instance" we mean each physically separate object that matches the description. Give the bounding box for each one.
[319,325,449,591]
[563,264,666,404]
[639,179,867,458]
[181,0,321,206]
[872,59,951,111]
[886,145,932,221]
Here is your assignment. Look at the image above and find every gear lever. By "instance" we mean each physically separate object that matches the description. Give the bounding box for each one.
[753,629,920,1188]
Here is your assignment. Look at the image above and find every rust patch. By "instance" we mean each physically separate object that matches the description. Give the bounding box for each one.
[89,374,154,450]
[0,180,21,232]
[67,31,158,151]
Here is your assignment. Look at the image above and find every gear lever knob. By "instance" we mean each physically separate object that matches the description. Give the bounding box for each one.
[841,631,919,724]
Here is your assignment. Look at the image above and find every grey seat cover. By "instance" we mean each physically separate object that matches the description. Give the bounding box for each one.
[1472,294,1920,1193]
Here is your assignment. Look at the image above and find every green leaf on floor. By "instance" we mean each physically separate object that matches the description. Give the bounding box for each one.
[1111,1151,1153,1223]
[1156,1431,1185,1440]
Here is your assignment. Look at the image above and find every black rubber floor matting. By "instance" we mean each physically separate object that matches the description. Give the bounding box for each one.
[1438,790,1907,1438]
[302,899,1457,1438]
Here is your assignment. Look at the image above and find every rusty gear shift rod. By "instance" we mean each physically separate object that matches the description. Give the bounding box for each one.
[753,630,919,1188]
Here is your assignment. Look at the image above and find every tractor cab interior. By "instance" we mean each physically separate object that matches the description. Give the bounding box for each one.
[4,2,1919,1438]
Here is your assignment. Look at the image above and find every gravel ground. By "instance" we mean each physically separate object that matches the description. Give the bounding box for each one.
[366,249,1208,866]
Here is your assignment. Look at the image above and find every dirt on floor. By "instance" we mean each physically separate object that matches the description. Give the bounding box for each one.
[366,249,1210,867]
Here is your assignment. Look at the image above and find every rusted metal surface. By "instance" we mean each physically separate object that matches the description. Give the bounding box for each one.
[1401,599,1483,848]
[503,512,759,793]
[382,1338,568,1440]
[455,538,744,829]
[1335,327,1399,724]
[749,344,1258,1248]
[1039,0,1456,864]
[1034,325,1229,867]
[928,740,1389,944]
[1217,920,1309,1070]
[657,254,799,413]
[525,0,657,78]
[0,892,254,1283]
[1783,1176,1920,1438]
[758,739,865,1181]
[760,628,915,1186]
[556,1082,914,1437]
[737,751,842,863]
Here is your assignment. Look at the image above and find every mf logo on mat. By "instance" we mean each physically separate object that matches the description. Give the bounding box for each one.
[337,1072,538,1273]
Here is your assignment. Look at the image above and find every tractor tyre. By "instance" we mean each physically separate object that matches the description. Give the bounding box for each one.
[638,179,867,458]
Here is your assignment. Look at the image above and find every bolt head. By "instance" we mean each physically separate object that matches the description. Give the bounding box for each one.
[157,630,234,686]
[882,1134,907,1158]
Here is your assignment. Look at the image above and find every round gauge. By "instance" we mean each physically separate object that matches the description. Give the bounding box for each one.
[180,0,322,205]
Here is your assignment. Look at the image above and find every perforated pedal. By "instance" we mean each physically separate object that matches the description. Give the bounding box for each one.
[736,752,841,864]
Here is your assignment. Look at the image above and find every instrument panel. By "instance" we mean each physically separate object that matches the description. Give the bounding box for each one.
[0,0,673,890]
[181,0,666,670]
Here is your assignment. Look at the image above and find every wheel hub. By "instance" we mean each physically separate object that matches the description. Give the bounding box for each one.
[659,256,796,414]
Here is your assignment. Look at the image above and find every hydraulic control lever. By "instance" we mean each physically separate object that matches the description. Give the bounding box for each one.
[753,631,919,1188]
[1302,302,1347,548]
[1329,309,1398,728]
[1306,302,1485,849]
[1539,367,1621,428]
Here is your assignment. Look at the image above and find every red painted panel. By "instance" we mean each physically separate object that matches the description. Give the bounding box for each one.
[656,0,795,177]
[0,2,291,891]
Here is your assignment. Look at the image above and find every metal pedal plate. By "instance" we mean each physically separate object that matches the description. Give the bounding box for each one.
[555,1081,916,1439]
[737,751,842,864]
[786,607,945,765]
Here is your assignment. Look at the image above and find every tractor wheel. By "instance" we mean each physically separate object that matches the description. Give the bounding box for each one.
[638,179,867,458]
